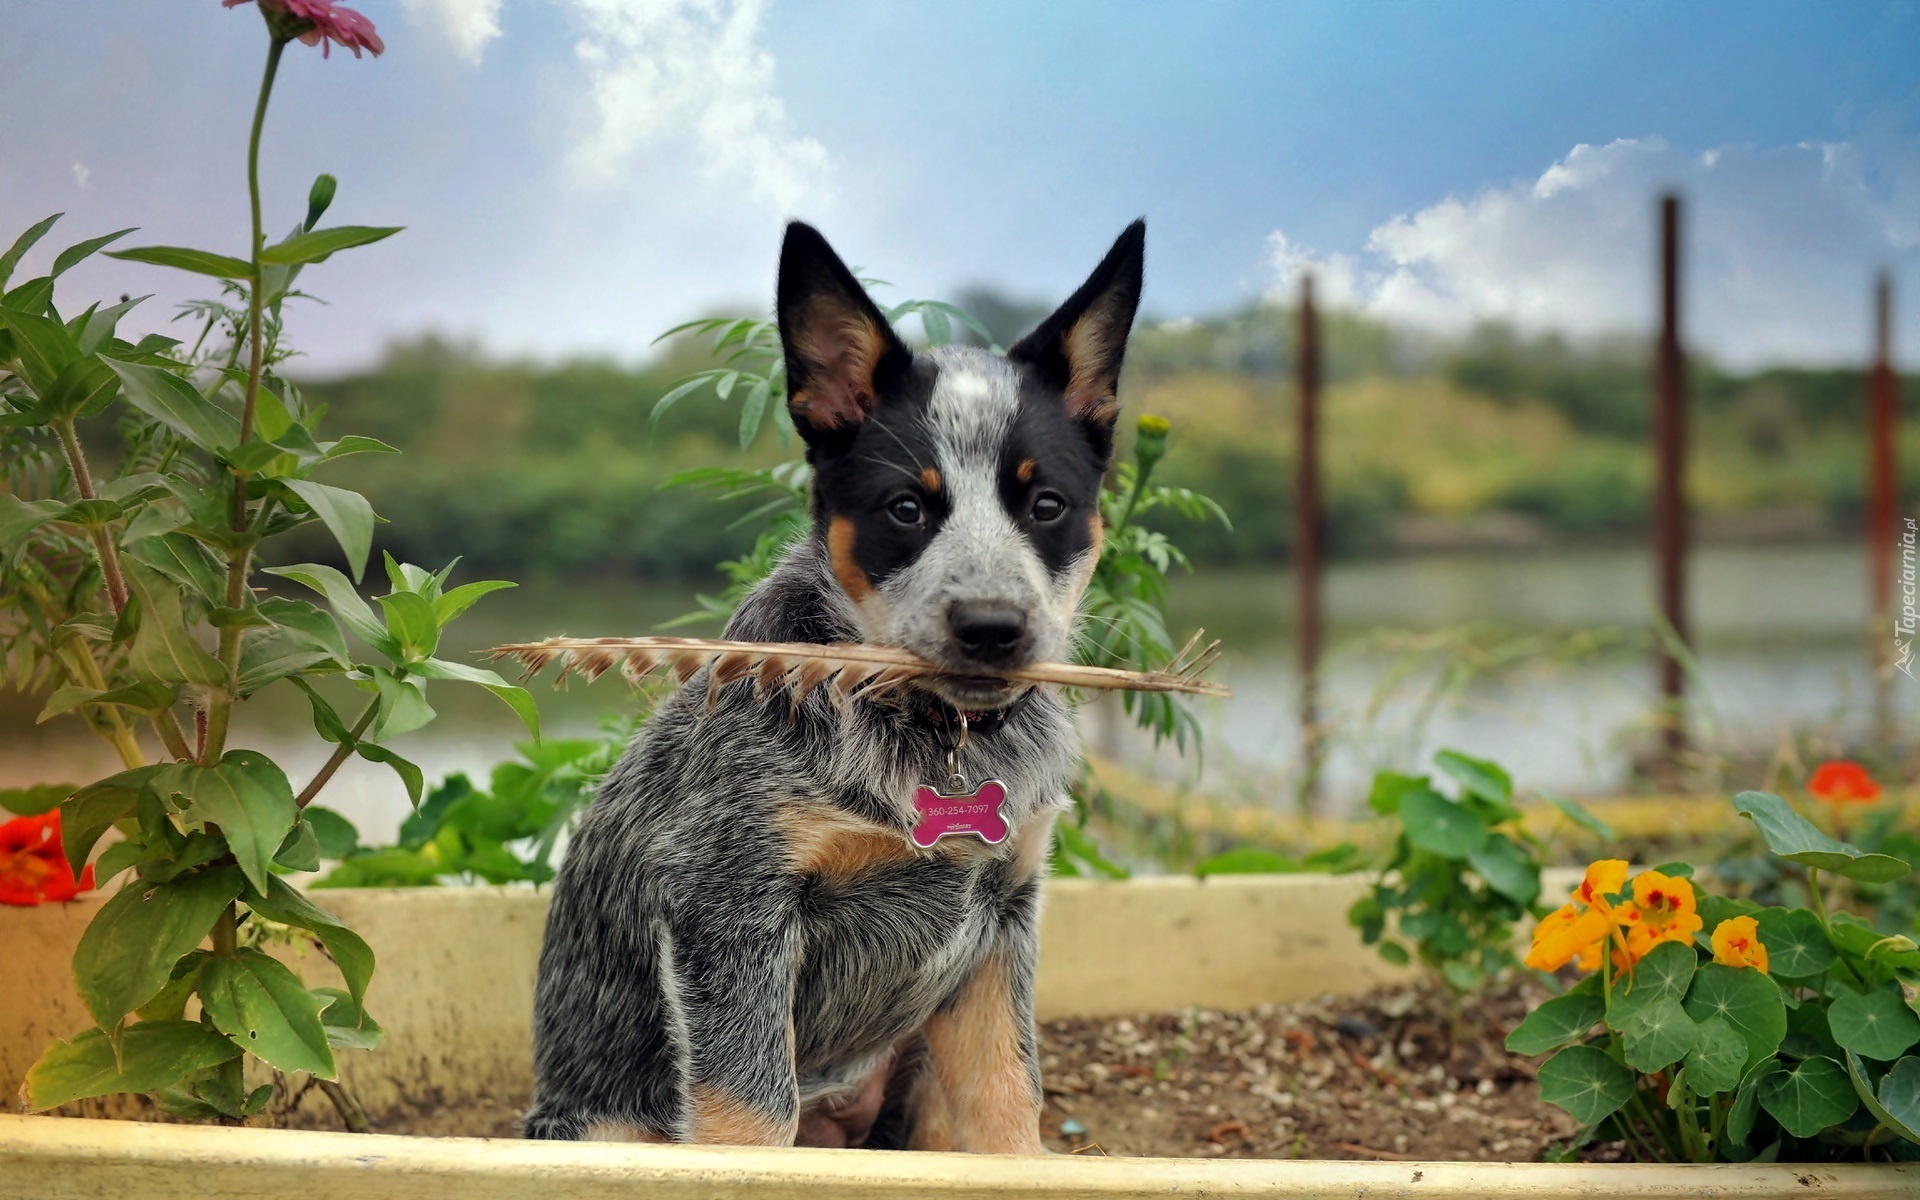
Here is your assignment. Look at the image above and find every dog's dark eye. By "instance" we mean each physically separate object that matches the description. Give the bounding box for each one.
[1031,492,1068,523]
[887,495,924,526]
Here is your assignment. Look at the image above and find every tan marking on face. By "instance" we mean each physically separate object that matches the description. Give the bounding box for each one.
[773,805,915,880]
[1061,312,1120,424]
[583,1121,669,1143]
[827,514,874,602]
[919,949,1044,1153]
[1015,458,1037,484]
[692,1083,797,1146]
[920,466,943,492]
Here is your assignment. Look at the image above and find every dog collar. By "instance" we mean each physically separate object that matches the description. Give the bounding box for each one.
[913,689,1034,734]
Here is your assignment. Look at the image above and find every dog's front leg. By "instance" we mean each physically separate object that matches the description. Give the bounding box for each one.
[672,907,803,1146]
[915,929,1046,1154]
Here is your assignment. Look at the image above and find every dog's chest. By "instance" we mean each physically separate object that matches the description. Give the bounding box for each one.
[787,841,1028,1070]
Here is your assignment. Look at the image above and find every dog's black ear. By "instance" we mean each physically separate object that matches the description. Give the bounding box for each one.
[1008,220,1145,447]
[777,222,911,443]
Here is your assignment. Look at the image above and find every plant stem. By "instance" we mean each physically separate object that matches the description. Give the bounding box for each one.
[52,419,128,613]
[316,1079,371,1134]
[203,36,285,768]
[1808,867,1828,926]
[293,698,379,808]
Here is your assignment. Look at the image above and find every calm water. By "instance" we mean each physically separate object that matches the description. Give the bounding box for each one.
[4,543,1906,838]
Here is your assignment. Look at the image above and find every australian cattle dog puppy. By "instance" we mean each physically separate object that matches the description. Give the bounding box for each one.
[525,219,1146,1152]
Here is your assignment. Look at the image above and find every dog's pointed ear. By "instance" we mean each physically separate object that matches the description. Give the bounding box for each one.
[777,222,911,443]
[1008,220,1145,447]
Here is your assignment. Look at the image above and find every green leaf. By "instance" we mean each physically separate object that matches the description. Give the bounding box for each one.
[370,668,436,739]
[23,1021,240,1111]
[376,590,440,662]
[105,358,239,452]
[411,657,540,739]
[0,306,81,391]
[0,493,65,543]
[257,224,402,265]
[1756,1055,1857,1138]
[106,245,254,279]
[71,865,245,1030]
[1465,832,1539,905]
[1620,996,1701,1073]
[1541,792,1615,840]
[1506,980,1603,1055]
[1398,786,1488,858]
[236,629,336,694]
[38,681,177,723]
[1687,1015,1749,1095]
[1609,939,1700,1030]
[245,875,373,1005]
[151,751,297,896]
[1193,846,1300,876]
[1685,963,1788,1070]
[200,948,336,1077]
[0,213,61,289]
[1537,1044,1636,1125]
[1732,790,1911,883]
[1433,748,1512,807]
[1847,1053,1920,1145]
[136,951,209,1022]
[281,479,375,582]
[263,563,391,653]
[0,783,71,816]
[1829,983,1920,1062]
[1366,771,1426,816]
[1750,907,1838,979]
[433,578,515,626]
[275,819,321,872]
[305,806,360,859]
[316,986,385,1051]
[258,596,352,667]
[1729,1056,1782,1146]
[1828,914,1920,972]
[61,766,159,873]
[1784,1001,1844,1061]
[52,227,136,276]
[122,561,226,687]
[355,741,424,807]
[128,533,227,606]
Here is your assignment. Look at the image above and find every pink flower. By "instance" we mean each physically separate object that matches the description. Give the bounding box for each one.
[225,0,385,59]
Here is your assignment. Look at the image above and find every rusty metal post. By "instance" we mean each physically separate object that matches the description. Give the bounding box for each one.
[1653,194,1689,762]
[1296,274,1324,808]
[1868,272,1898,741]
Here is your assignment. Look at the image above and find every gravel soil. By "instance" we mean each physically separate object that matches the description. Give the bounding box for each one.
[352,980,1577,1160]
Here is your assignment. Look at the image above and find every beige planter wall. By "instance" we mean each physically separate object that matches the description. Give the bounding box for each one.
[3,875,1408,1123]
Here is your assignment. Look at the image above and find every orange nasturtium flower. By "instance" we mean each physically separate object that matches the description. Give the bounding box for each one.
[1711,916,1769,971]
[1624,869,1704,959]
[0,810,95,907]
[1808,760,1881,806]
[1524,859,1632,972]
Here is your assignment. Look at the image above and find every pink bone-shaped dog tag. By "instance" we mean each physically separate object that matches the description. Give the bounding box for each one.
[909,780,1010,849]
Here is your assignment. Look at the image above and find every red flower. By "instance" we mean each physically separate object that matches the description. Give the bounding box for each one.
[1808,760,1882,806]
[225,0,385,59]
[0,810,95,906]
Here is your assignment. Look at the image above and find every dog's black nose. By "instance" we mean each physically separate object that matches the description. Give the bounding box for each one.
[949,601,1028,664]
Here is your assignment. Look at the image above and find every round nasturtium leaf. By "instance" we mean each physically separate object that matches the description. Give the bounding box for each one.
[1752,907,1837,979]
[1609,940,1699,1031]
[1507,985,1605,1056]
[1756,1055,1858,1138]
[1398,787,1489,858]
[1621,997,1701,1074]
[1537,1044,1637,1126]
[1844,1052,1920,1145]
[1828,983,1920,1062]
[1729,1056,1782,1147]
[1685,963,1787,1067]
[1686,1015,1749,1096]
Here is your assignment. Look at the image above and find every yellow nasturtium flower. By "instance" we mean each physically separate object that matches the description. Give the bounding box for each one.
[1573,859,1630,911]
[1525,902,1613,972]
[1711,915,1769,971]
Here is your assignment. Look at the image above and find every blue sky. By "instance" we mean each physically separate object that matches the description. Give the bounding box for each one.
[3,0,1916,371]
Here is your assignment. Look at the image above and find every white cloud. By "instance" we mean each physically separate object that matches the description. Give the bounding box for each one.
[1265,135,1920,368]
[398,0,504,65]
[559,0,830,211]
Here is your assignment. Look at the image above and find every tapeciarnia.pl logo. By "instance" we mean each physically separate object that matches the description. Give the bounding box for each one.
[1898,517,1917,679]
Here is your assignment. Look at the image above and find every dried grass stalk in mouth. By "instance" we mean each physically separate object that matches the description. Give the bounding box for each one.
[488,632,1229,711]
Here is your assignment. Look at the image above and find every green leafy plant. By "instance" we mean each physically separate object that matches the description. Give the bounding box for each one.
[1346,749,1553,994]
[1511,792,1920,1162]
[310,720,629,887]
[3,4,533,1122]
